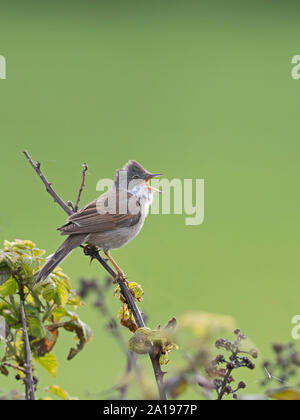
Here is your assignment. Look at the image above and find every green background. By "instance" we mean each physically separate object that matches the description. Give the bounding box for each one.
[1,0,300,399]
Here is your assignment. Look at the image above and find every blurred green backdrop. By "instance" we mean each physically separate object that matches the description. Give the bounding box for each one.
[1,0,300,399]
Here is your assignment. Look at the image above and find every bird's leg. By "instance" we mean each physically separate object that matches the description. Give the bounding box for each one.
[104,250,128,284]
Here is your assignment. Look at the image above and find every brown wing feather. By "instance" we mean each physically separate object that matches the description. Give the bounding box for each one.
[58,190,141,236]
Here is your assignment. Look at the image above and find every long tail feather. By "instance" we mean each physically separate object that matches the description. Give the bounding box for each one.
[34,234,86,285]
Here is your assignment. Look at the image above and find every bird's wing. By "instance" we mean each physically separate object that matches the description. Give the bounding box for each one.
[58,191,141,235]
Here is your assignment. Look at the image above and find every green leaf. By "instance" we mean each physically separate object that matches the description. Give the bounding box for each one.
[35,353,58,377]
[2,253,19,270]
[28,316,46,339]
[0,301,9,315]
[1,309,20,326]
[0,267,11,285]
[55,279,69,307]
[22,256,39,272]
[67,295,83,308]
[33,248,45,257]
[42,282,57,302]
[52,307,68,322]
[23,240,36,249]
[128,327,153,354]
[24,303,40,316]
[11,240,28,251]
[0,277,17,297]
[45,385,70,400]
[3,240,12,252]
[128,282,144,300]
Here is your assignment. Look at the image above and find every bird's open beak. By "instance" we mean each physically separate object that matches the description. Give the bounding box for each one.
[145,173,162,193]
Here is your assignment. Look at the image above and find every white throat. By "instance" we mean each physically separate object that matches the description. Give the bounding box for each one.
[117,182,154,219]
[128,182,153,202]
[126,184,153,221]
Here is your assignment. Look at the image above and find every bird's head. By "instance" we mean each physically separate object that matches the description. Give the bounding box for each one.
[115,160,161,195]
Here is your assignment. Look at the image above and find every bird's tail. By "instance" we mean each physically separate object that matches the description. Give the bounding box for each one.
[34,234,86,285]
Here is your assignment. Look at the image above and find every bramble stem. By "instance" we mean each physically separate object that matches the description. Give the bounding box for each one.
[23,151,72,216]
[74,163,88,212]
[18,279,36,400]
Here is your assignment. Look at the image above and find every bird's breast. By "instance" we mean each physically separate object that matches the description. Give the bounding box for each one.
[87,195,152,251]
[86,219,144,251]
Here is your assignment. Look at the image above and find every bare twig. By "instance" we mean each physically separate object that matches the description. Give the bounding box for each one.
[150,353,167,400]
[26,284,45,310]
[74,163,88,212]
[86,248,145,329]
[23,151,72,216]
[211,331,256,400]
[24,151,167,400]
[217,362,235,400]
[67,200,75,212]
[3,363,27,375]
[18,279,36,400]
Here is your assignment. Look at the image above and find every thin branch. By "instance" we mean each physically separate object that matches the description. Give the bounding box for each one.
[24,151,167,400]
[150,353,167,400]
[74,163,88,212]
[18,279,36,400]
[86,248,145,328]
[26,284,45,310]
[3,363,27,375]
[23,151,72,216]
[217,366,234,400]
[0,296,10,305]
[216,348,239,401]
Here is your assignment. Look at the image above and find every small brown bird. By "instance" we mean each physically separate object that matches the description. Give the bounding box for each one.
[34,160,161,284]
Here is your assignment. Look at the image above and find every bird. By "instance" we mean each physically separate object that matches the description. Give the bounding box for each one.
[34,160,161,285]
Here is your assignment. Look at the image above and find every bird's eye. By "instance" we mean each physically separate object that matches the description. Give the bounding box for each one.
[132,175,139,179]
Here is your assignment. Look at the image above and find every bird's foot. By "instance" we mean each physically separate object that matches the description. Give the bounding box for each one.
[82,244,98,259]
